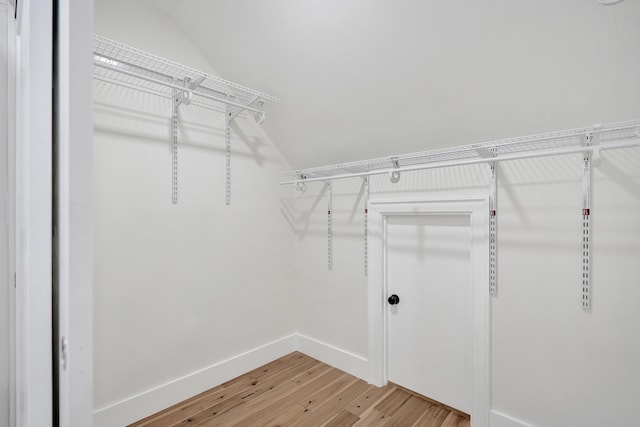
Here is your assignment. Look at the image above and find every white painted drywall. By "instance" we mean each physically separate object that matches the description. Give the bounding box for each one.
[287,149,640,426]
[92,0,296,422]
[149,0,640,168]
[92,2,640,426]
[492,152,640,427]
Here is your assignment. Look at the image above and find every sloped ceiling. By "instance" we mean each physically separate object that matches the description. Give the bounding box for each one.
[139,0,640,169]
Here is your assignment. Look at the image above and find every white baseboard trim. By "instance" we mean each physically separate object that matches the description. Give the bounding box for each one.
[295,334,369,381]
[93,333,369,427]
[93,334,297,427]
[94,332,539,427]
[490,410,535,427]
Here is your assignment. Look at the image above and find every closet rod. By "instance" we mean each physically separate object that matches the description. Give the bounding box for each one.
[281,138,639,185]
[94,60,266,116]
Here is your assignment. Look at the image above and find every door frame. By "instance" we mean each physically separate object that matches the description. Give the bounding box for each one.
[1,2,16,426]
[12,1,94,425]
[55,0,94,426]
[14,1,54,425]
[367,197,490,427]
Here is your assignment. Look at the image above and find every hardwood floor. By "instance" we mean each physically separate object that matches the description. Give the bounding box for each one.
[129,352,470,427]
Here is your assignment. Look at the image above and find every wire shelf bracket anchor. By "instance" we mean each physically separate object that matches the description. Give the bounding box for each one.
[229,95,265,123]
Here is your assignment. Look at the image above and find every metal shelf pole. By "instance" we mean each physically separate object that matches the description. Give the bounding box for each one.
[364,177,370,276]
[225,98,232,206]
[489,161,497,294]
[581,135,593,311]
[171,81,179,204]
[327,182,333,271]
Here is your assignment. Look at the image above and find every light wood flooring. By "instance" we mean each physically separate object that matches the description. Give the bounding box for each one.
[130,352,470,427]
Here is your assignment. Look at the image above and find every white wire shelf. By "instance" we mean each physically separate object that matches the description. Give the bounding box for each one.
[282,120,640,184]
[93,34,279,118]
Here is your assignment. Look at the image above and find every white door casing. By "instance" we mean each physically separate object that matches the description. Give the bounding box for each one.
[56,0,94,426]
[1,2,14,426]
[15,0,54,425]
[367,198,490,427]
[12,1,93,425]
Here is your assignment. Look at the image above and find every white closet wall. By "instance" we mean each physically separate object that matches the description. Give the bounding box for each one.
[92,1,640,427]
[288,151,640,427]
[92,1,296,425]
[282,2,640,424]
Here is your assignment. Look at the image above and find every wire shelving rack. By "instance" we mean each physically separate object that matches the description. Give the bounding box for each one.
[92,34,280,205]
[281,119,640,308]
[93,35,279,118]
[281,120,640,184]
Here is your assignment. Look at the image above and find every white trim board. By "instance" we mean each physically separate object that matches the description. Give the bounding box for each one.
[490,410,536,427]
[93,333,370,427]
[15,1,54,425]
[295,334,368,381]
[56,0,94,426]
[94,330,534,427]
[93,334,297,427]
[367,197,491,427]
[0,4,11,426]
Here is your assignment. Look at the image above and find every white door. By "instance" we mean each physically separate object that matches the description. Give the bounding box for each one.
[386,213,472,414]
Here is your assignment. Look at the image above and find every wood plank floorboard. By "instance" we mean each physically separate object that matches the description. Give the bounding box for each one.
[128,352,470,427]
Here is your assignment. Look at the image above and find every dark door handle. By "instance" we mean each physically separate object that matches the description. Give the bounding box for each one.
[388,294,400,305]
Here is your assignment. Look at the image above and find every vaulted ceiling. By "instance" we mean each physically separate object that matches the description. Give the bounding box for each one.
[138,0,640,169]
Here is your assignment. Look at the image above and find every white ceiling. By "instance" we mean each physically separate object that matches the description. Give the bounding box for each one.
[139,0,640,169]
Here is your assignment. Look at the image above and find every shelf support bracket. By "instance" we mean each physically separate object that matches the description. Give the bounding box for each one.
[581,132,596,311]
[171,79,179,204]
[363,177,370,276]
[327,182,333,270]
[295,174,307,192]
[489,148,497,294]
[389,156,401,183]
[188,76,206,90]
[175,77,195,107]
[225,95,232,205]
[229,95,264,122]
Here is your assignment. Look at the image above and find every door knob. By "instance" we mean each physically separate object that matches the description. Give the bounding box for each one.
[387,294,400,305]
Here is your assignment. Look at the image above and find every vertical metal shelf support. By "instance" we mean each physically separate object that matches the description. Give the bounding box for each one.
[581,134,593,310]
[363,177,370,276]
[327,182,333,271]
[225,97,232,206]
[171,81,179,205]
[489,160,498,294]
